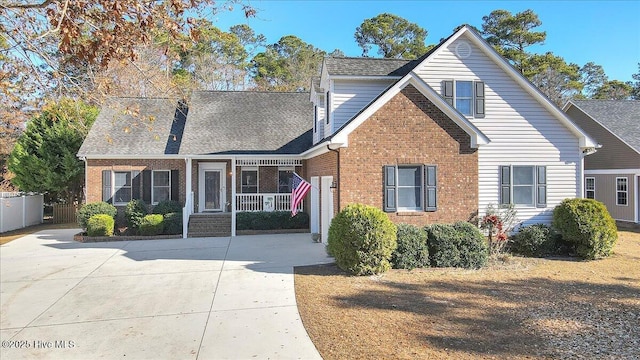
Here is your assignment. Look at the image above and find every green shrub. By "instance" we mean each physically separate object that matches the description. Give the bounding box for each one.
[139,214,164,236]
[236,211,309,230]
[425,222,488,269]
[327,204,397,275]
[77,202,117,229]
[392,224,429,270]
[125,199,148,232]
[163,212,182,235]
[86,214,115,237]
[152,200,183,215]
[552,198,618,259]
[512,224,560,257]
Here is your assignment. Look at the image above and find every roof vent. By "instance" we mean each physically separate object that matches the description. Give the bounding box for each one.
[455,41,472,59]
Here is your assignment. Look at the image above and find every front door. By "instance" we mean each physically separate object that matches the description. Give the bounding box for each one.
[199,163,226,212]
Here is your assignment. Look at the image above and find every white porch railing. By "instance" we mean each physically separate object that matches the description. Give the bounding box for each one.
[236,193,303,212]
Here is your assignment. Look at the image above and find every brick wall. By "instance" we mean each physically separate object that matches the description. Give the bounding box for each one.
[337,85,478,226]
[86,158,186,206]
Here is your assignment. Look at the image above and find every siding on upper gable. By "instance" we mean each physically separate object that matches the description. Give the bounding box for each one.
[414,35,582,225]
[565,105,640,170]
[331,79,394,135]
[313,95,325,144]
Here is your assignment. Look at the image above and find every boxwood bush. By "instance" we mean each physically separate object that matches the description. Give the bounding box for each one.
[152,200,182,215]
[327,204,397,275]
[163,212,182,235]
[125,199,148,232]
[425,222,488,269]
[512,224,559,257]
[77,202,117,229]
[552,198,618,259]
[392,223,429,270]
[86,214,114,237]
[236,211,309,230]
[139,214,164,236]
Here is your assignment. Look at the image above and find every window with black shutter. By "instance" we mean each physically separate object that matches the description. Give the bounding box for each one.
[500,165,547,207]
[441,80,486,118]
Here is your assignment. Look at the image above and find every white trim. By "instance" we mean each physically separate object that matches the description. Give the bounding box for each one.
[331,73,490,148]
[299,141,334,159]
[198,162,226,212]
[415,26,596,150]
[584,176,595,199]
[564,101,640,156]
[240,167,258,194]
[236,159,302,166]
[231,157,237,237]
[151,170,171,205]
[616,176,629,206]
[635,175,639,223]
[585,169,640,175]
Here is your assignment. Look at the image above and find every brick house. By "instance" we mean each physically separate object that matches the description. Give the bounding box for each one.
[78,25,597,240]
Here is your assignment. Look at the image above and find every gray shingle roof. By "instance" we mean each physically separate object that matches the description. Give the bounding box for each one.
[178,91,312,155]
[324,57,416,76]
[78,97,185,156]
[571,100,640,152]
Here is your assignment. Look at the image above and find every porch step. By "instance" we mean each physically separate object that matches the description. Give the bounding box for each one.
[188,213,232,237]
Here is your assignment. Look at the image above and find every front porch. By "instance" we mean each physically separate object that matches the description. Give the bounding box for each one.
[182,158,307,237]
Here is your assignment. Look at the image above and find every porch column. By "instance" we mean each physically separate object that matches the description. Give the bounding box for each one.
[231,157,236,237]
[183,157,192,239]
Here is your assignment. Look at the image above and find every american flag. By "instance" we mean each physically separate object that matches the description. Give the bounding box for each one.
[290,173,311,216]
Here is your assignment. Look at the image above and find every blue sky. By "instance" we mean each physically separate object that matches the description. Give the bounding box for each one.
[212,0,640,82]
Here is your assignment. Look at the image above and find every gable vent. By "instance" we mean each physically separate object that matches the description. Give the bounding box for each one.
[455,41,472,59]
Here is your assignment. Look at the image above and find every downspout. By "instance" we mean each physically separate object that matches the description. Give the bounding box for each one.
[327,145,340,211]
[81,157,87,204]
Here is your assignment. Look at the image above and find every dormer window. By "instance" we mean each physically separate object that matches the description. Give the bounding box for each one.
[442,80,485,118]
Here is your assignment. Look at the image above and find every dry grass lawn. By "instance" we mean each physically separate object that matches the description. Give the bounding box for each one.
[295,231,640,359]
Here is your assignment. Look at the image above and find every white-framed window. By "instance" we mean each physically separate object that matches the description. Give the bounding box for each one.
[152,170,171,205]
[442,80,485,118]
[616,177,628,206]
[500,165,546,207]
[113,171,132,205]
[278,168,294,193]
[384,165,437,212]
[585,177,595,199]
[241,167,258,193]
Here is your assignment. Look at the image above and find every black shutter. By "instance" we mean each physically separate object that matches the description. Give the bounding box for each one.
[536,166,547,207]
[325,91,330,124]
[383,166,396,212]
[313,105,317,133]
[132,170,141,200]
[442,80,454,106]
[474,81,485,118]
[425,165,437,212]
[102,170,112,204]
[171,170,179,202]
[142,170,151,203]
[500,166,511,206]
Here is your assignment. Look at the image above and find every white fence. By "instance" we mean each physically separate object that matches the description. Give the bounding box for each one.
[236,193,303,212]
[0,193,44,233]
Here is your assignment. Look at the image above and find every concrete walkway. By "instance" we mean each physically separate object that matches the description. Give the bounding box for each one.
[0,229,333,359]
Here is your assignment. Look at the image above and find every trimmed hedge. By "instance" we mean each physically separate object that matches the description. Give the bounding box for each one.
[512,224,559,257]
[78,202,117,229]
[163,212,182,235]
[236,211,309,230]
[425,222,488,269]
[139,214,164,236]
[153,200,182,215]
[125,199,148,231]
[327,204,397,275]
[392,223,430,270]
[86,214,114,237]
[553,198,618,260]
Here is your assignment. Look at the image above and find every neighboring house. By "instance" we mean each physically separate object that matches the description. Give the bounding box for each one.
[78,25,597,240]
[563,100,640,224]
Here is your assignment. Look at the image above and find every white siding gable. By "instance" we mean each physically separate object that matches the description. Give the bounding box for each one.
[415,34,582,225]
[332,79,394,133]
[313,94,325,144]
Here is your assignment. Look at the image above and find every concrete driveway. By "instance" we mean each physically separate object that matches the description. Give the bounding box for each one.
[0,229,332,359]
